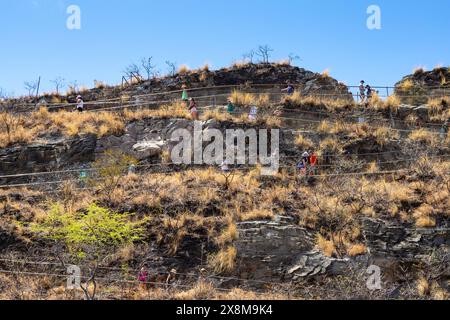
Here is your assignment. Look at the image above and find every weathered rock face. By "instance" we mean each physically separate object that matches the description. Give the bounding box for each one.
[0,135,97,178]
[235,217,348,282]
[362,218,450,260]
[395,67,450,105]
[235,216,449,283]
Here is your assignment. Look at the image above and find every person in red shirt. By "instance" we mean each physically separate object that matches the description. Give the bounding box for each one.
[309,150,318,176]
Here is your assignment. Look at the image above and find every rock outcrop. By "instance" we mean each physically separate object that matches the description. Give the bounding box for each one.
[395,67,449,105]
[0,135,97,179]
[234,216,449,284]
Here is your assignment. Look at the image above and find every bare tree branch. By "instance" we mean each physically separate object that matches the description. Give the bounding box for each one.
[51,77,66,95]
[141,57,156,80]
[256,45,274,64]
[165,61,177,77]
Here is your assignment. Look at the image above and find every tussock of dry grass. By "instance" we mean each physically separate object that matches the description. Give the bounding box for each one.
[408,129,438,145]
[208,246,237,273]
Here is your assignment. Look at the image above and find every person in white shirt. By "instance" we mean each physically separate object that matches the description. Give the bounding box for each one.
[76,95,84,112]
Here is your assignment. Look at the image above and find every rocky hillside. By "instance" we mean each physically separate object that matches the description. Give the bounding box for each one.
[3,63,352,112]
[395,67,449,105]
[0,65,448,301]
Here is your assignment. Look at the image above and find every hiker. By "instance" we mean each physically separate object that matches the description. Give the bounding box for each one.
[282,82,295,96]
[359,81,366,103]
[76,95,84,112]
[309,150,318,176]
[138,266,149,290]
[226,100,235,114]
[248,105,258,121]
[188,98,199,120]
[297,151,310,176]
[366,85,375,102]
[181,85,189,107]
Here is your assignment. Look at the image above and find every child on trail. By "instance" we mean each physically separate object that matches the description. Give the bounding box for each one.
[189,98,199,120]
[76,95,84,112]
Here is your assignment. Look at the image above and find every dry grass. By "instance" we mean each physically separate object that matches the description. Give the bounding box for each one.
[417,276,430,296]
[295,134,314,149]
[174,281,216,300]
[178,65,191,74]
[317,234,336,257]
[229,91,271,108]
[231,60,250,69]
[399,79,414,91]
[240,209,274,222]
[283,92,353,111]
[208,246,237,273]
[408,129,438,145]
[347,244,367,257]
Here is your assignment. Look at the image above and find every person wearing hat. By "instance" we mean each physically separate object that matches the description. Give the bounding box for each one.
[76,95,84,112]
[359,81,366,103]
[297,151,310,176]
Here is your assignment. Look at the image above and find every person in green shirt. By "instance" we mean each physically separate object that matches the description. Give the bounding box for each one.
[181,84,189,107]
[226,100,235,114]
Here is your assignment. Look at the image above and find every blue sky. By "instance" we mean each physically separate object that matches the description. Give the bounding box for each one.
[0,0,449,96]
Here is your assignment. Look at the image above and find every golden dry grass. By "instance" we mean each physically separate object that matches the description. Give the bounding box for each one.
[408,129,438,145]
[317,234,336,257]
[208,246,237,273]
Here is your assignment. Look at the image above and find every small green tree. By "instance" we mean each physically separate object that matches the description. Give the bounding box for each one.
[31,203,146,300]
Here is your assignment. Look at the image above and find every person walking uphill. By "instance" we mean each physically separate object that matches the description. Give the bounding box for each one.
[181,85,189,107]
[76,95,84,112]
[226,100,235,114]
[189,98,199,120]
[138,266,149,290]
[309,150,318,176]
[282,82,295,96]
[359,81,366,103]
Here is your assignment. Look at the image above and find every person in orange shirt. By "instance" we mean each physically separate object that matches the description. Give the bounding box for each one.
[309,150,318,176]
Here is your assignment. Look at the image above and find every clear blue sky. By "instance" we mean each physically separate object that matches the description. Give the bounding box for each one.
[1,0,449,96]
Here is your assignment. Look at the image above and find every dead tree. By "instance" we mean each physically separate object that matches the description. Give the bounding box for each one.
[256,45,274,64]
[288,53,301,64]
[243,50,256,63]
[124,63,142,82]
[165,61,177,77]
[141,57,156,80]
[24,81,38,97]
[51,77,66,95]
